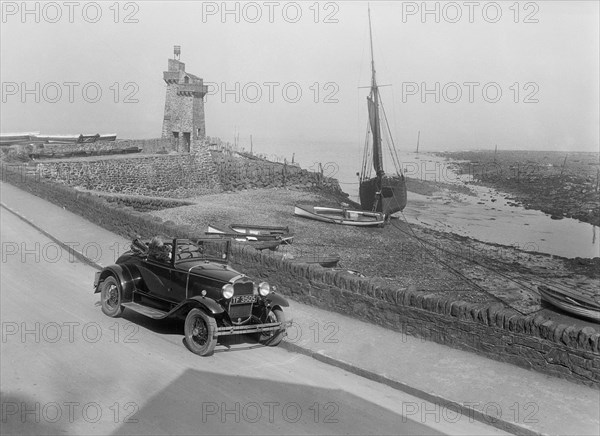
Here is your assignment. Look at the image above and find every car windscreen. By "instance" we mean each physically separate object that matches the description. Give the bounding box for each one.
[175,239,229,262]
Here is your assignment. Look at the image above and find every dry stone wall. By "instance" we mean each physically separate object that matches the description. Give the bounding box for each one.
[38,138,174,156]
[211,152,344,193]
[1,138,174,161]
[30,147,345,198]
[36,151,220,198]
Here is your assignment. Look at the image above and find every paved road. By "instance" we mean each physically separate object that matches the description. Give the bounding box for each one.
[0,210,505,435]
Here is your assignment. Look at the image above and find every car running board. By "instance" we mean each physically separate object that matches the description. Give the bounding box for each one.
[121,302,169,319]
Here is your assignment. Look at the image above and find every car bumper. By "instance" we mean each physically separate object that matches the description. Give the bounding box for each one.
[215,320,292,337]
[93,271,101,289]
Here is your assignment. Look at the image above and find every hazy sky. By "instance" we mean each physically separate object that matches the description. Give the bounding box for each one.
[1,1,599,158]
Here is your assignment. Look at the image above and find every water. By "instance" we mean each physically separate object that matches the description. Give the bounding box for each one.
[250,140,599,259]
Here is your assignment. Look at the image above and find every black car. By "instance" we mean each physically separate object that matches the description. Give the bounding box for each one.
[93,237,289,356]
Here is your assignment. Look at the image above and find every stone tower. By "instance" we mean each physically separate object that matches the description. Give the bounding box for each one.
[161,46,208,152]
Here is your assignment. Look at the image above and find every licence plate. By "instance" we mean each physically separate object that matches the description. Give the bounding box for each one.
[231,295,257,304]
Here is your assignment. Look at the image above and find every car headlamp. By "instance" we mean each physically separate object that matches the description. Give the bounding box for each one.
[258,282,270,296]
[222,284,234,299]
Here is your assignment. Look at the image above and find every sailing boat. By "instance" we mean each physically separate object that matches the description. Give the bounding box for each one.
[359,7,407,217]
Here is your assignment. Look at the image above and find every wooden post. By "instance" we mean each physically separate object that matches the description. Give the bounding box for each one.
[318,162,323,187]
[416,131,420,154]
[283,161,287,187]
[560,154,568,177]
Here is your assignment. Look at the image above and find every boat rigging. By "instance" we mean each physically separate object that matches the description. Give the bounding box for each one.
[358,6,408,217]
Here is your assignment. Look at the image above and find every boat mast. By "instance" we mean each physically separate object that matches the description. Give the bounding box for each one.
[368,6,376,91]
[368,6,384,178]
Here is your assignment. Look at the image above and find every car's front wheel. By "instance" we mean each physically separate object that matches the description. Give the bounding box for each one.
[184,309,217,356]
[259,307,286,346]
[101,276,123,317]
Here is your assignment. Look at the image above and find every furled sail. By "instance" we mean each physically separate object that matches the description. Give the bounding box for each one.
[367,95,384,176]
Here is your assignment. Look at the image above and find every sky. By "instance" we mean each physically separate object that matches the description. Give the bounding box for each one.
[1,0,599,160]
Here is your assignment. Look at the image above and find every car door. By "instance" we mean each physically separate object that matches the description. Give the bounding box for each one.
[139,256,173,302]
[169,267,192,301]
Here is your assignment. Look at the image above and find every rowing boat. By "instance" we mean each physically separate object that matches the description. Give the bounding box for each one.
[294,204,385,227]
[229,223,290,235]
[538,285,600,322]
[207,225,285,251]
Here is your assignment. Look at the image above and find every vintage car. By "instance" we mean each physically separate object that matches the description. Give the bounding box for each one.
[93,237,290,356]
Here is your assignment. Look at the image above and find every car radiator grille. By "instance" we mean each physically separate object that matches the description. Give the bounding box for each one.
[229,281,254,322]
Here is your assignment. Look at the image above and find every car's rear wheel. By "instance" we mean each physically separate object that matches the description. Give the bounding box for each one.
[184,309,217,356]
[259,307,286,346]
[101,276,123,317]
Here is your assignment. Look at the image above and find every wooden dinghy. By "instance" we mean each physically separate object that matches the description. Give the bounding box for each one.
[294,204,385,227]
[206,225,283,251]
[538,285,600,323]
[230,223,290,235]
[229,223,294,244]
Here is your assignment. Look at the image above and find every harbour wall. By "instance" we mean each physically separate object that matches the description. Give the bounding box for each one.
[2,138,344,197]
[1,138,174,160]
[35,152,220,198]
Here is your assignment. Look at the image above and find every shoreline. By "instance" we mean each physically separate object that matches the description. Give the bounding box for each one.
[396,151,599,259]
[434,150,600,227]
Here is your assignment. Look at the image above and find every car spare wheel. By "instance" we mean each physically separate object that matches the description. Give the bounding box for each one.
[184,309,217,356]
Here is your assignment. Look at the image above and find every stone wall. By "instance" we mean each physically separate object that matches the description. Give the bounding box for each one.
[3,163,598,387]
[211,152,345,193]
[36,151,220,198]
[31,146,345,198]
[229,246,600,387]
[33,140,138,157]
[0,138,174,161]
[130,138,174,154]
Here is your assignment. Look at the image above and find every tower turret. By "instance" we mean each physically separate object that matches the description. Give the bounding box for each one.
[161,46,207,152]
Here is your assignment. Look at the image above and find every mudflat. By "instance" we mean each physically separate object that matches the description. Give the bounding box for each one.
[436,150,600,226]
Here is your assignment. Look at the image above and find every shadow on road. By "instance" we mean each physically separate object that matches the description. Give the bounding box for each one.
[110,369,443,436]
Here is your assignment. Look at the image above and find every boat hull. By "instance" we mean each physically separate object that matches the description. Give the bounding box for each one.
[538,286,600,323]
[229,224,290,236]
[359,175,407,216]
[207,225,291,249]
[294,205,385,227]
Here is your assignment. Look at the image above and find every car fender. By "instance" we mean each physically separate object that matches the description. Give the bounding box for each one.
[186,296,225,315]
[94,265,138,302]
[265,292,289,308]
